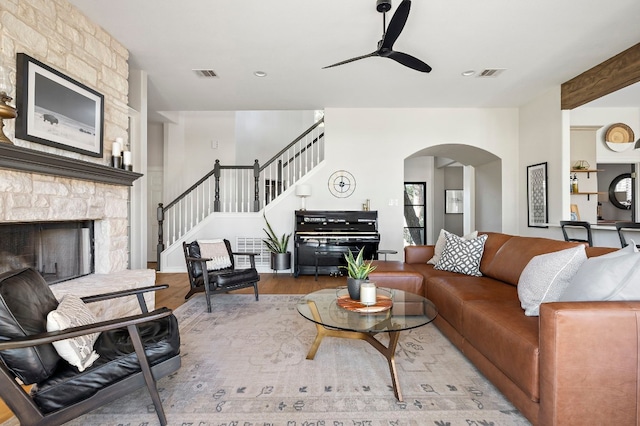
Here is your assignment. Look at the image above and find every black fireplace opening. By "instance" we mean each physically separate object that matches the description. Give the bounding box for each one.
[0,220,95,284]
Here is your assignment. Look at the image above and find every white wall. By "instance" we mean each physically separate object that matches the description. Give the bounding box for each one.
[236,110,316,164]
[475,160,502,232]
[148,122,164,168]
[161,107,520,271]
[519,87,564,239]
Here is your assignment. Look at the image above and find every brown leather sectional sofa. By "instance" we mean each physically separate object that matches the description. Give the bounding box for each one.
[369,232,640,425]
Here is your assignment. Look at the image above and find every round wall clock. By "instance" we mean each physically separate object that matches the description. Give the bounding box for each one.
[328,170,356,198]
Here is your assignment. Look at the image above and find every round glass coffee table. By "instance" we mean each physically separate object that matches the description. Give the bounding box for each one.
[297,288,438,402]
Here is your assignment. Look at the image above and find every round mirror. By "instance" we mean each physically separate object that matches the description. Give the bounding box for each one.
[608,173,632,210]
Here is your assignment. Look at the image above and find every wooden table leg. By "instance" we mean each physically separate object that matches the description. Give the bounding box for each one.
[304,301,405,401]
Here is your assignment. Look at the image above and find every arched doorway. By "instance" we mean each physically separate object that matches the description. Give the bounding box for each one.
[405,144,502,245]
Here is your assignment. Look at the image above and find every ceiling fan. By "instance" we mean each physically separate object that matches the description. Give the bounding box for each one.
[323,0,432,73]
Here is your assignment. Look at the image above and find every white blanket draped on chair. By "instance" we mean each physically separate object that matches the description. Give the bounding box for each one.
[197,239,232,270]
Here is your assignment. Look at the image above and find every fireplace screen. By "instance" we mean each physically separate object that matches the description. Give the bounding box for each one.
[0,221,94,284]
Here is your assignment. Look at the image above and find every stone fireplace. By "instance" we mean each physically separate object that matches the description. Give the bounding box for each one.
[0,220,94,284]
[0,144,155,319]
[0,144,142,275]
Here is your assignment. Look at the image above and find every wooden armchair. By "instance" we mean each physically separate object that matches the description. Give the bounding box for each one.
[0,267,181,426]
[183,239,260,313]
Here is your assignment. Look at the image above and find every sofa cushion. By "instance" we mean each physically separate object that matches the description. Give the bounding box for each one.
[559,244,640,302]
[368,262,425,296]
[482,237,581,286]
[427,275,518,332]
[46,294,101,372]
[435,233,488,276]
[32,313,181,414]
[517,245,587,316]
[477,232,515,272]
[0,268,61,384]
[463,299,540,402]
[428,229,478,265]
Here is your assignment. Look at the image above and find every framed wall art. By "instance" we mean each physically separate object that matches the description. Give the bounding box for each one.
[527,162,549,227]
[15,53,104,157]
[445,189,463,214]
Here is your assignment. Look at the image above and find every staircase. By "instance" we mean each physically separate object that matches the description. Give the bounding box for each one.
[156,118,324,263]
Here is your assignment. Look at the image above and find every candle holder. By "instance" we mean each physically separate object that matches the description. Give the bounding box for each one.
[359,282,377,306]
[111,155,122,168]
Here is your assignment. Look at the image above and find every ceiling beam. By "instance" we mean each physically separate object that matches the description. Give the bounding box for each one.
[561,43,640,110]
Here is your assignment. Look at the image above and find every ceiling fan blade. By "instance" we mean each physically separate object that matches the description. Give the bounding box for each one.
[387,51,432,73]
[380,0,411,51]
[322,51,379,69]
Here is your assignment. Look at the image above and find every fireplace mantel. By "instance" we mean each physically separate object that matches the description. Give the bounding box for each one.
[0,143,142,186]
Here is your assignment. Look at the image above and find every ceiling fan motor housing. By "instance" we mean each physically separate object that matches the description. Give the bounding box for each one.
[376,0,392,13]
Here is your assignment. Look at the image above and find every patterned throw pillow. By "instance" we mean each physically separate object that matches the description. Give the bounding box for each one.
[47,294,100,371]
[427,229,478,265]
[434,233,488,276]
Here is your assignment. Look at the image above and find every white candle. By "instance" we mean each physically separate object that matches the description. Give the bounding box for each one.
[123,150,132,165]
[360,283,377,305]
[112,141,122,157]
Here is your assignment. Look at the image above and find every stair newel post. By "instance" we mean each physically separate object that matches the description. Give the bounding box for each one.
[213,160,221,212]
[156,203,164,270]
[277,159,283,196]
[253,159,260,212]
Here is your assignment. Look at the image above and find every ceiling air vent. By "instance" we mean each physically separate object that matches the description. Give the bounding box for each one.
[193,69,218,78]
[477,68,506,78]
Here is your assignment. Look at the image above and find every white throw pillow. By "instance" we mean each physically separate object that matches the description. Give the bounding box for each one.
[559,241,640,302]
[434,232,487,276]
[517,245,587,316]
[47,294,100,371]
[428,229,478,265]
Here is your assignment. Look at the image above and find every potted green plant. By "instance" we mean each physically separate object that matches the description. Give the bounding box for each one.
[262,213,292,271]
[341,247,377,300]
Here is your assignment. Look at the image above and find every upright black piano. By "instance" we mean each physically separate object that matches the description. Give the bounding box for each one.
[294,210,380,277]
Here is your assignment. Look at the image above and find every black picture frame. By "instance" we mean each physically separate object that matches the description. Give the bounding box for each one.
[527,162,549,227]
[445,189,463,214]
[15,53,104,157]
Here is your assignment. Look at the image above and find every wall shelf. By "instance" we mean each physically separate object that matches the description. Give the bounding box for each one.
[571,191,605,201]
[0,143,142,186]
[570,169,603,179]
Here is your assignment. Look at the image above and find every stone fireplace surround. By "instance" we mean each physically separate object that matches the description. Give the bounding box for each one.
[0,144,154,319]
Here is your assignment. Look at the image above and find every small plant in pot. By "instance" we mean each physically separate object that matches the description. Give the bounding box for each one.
[341,247,377,300]
[262,213,292,271]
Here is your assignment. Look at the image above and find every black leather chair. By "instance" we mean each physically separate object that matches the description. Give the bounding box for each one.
[560,220,593,247]
[0,267,181,426]
[615,221,640,249]
[183,239,260,313]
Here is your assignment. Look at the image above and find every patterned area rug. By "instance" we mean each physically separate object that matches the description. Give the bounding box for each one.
[4,294,531,426]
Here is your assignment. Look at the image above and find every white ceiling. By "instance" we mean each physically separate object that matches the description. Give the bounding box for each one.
[67,0,640,116]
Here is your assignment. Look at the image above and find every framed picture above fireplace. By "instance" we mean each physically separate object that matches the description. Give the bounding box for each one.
[15,53,104,157]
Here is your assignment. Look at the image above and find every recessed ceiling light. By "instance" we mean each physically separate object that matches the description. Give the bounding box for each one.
[254,71,267,77]
[461,70,475,77]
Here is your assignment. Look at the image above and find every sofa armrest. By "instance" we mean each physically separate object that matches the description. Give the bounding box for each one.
[0,308,174,351]
[404,245,435,264]
[81,284,169,314]
[231,251,258,268]
[539,301,640,425]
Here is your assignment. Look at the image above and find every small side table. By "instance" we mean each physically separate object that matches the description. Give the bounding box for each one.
[377,249,398,261]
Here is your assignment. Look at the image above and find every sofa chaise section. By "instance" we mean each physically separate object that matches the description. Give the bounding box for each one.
[369,232,638,425]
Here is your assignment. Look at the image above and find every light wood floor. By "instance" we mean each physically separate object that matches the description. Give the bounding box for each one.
[0,271,343,423]
[156,271,344,310]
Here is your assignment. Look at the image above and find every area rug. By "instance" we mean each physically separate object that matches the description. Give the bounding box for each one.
[4,294,531,426]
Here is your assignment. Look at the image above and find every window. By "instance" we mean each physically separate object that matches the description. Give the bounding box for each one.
[404,182,426,245]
